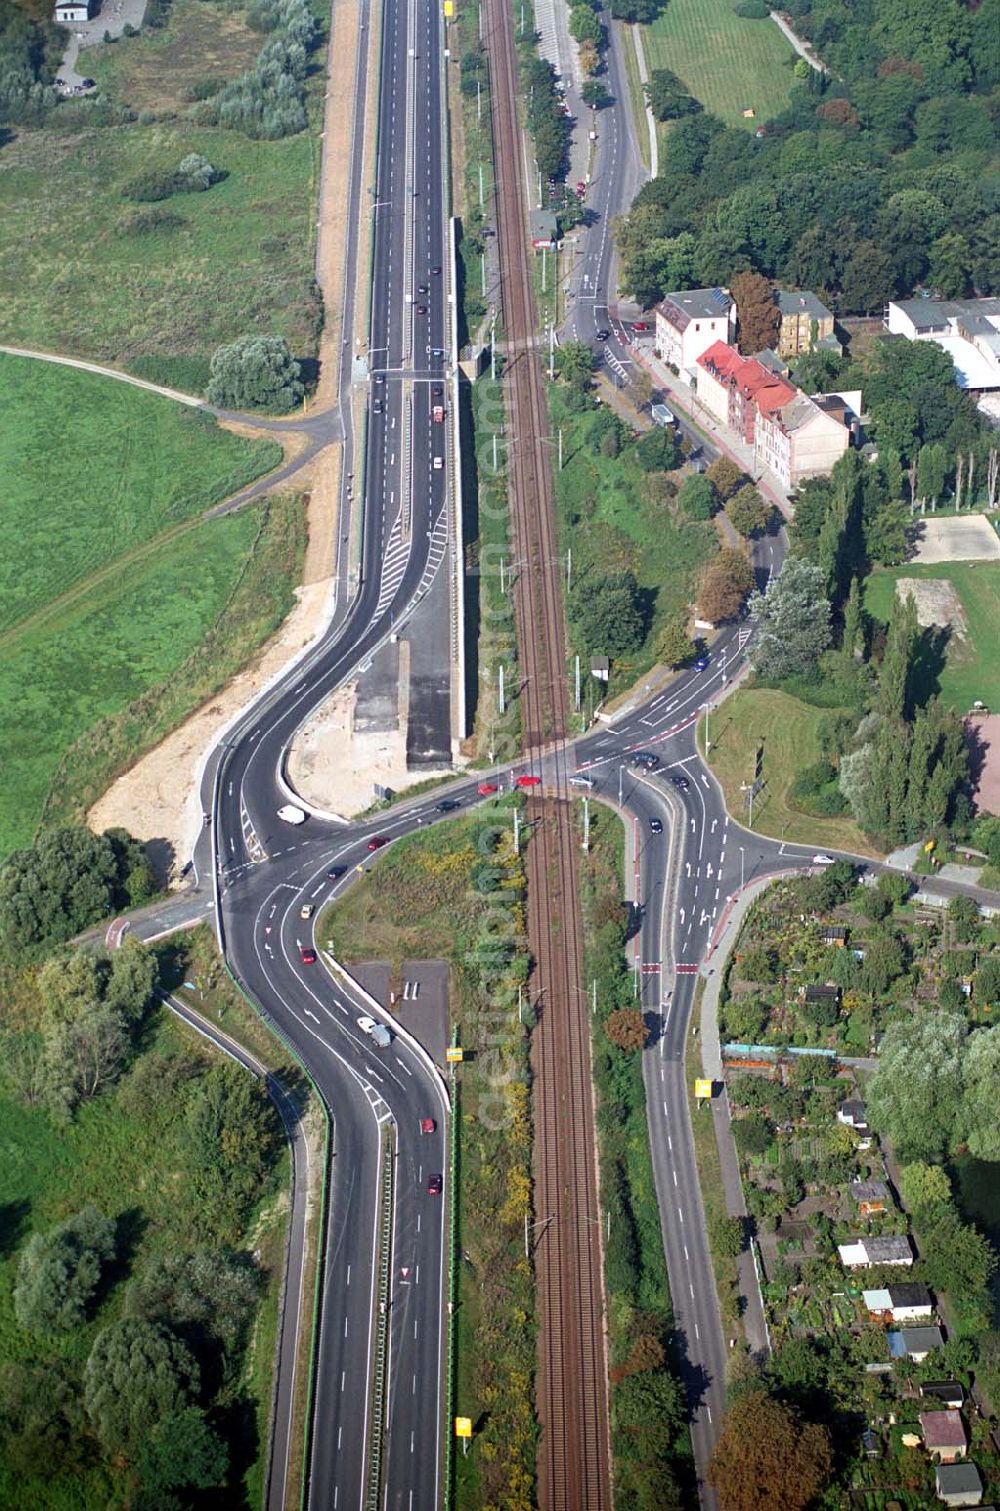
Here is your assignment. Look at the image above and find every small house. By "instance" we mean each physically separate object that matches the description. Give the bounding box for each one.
[921,1382,966,1409]
[920,1410,968,1464]
[851,1179,891,1216]
[800,983,841,1004]
[529,210,558,251]
[888,1326,944,1362]
[821,924,848,947]
[775,289,837,359]
[862,1283,932,1322]
[54,0,91,17]
[838,1099,871,1135]
[839,1235,913,1269]
[935,1461,983,1506]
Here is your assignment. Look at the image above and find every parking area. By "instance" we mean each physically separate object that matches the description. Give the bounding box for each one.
[353,958,450,1068]
[58,0,148,89]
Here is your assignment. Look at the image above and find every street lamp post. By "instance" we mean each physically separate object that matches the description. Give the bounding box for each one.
[739,845,745,891]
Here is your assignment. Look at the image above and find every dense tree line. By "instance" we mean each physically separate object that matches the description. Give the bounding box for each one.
[0,825,155,960]
[614,0,1000,312]
[0,0,55,126]
[192,0,317,140]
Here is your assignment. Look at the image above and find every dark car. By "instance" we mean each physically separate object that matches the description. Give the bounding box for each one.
[417,284,429,294]
[427,1174,443,1196]
[431,264,442,274]
[373,399,383,414]
[693,656,709,672]
[374,372,385,384]
[631,751,660,771]
[649,816,663,834]
[367,835,389,852]
[433,384,444,397]
[595,328,610,341]
[416,304,428,315]
[327,865,346,879]
[671,774,690,792]
[80,77,96,89]
[437,799,460,812]
[300,946,317,965]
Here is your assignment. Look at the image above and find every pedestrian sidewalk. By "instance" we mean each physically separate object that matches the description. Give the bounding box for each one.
[699,875,781,1361]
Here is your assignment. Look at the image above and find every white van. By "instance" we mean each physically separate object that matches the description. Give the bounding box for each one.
[357,1015,392,1048]
[277,804,307,825]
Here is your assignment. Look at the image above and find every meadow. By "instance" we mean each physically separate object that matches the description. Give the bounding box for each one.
[0,0,324,375]
[864,561,1000,716]
[643,0,796,128]
[0,356,302,855]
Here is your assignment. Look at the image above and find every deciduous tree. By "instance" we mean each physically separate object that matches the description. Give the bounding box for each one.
[731,270,780,356]
[726,484,772,537]
[207,335,303,413]
[605,1009,648,1051]
[84,1318,198,1458]
[708,1390,832,1511]
[748,558,831,682]
[866,1011,967,1160]
[13,1207,116,1336]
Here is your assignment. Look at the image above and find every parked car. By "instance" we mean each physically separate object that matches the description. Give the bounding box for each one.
[632,321,649,332]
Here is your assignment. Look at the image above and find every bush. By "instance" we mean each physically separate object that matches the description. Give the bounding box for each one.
[116,207,187,236]
[121,169,181,202]
[207,334,303,412]
[733,1113,774,1155]
[677,473,719,520]
[14,1208,116,1335]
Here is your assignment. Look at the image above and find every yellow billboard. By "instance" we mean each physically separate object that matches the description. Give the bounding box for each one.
[455,1417,472,1439]
[446,1046,464,1063]
[694,1078,714,1099]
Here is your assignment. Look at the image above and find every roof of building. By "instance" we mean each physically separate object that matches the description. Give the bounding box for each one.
[863,1287,892,1309]
[888,1282,932,1308]
[696,340,798,415]
[658,288,732,330]
[921,1381,966,1405]
[839,1098,866,1119]
[776,289,834,322]
[752,347,790,376]
[920,1411,967,1450]
[822,923,848,938]
[865,1235,913,1264]
[935,1460,982,1493]
[900,1325,944,1352]
[529,210,558,240]
[851,1180,891,1205]
[803,983,840,999]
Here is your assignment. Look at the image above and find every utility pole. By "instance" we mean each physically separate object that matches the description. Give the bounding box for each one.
[704,700,710,753]
[566,547,572,593]
[618,764,624,807]
[478,162,484,205]
[542,245,547,293]
[513,806,521,855]
[582,797,590,851]
[481,251,486,297]
[499,555,506,595]
[574,654,581,711]
[498,664,505,714]
[740,845,745,891]
[490,313,497,381]
[558,426,563,470]
[492,432,497,471]
[548,322,555,381]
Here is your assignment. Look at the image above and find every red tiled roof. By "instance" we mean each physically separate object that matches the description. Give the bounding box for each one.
[919,1410,967,1449]
[696,342,795,414]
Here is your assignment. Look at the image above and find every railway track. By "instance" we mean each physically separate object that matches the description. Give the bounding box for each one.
[482,1,612,1505]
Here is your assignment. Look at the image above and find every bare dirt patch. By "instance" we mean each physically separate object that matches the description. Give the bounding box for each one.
[895,576,968,638]
[968,713,1000,817]
[910,515,1000,564]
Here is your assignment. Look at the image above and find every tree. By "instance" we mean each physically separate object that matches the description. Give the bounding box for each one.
[962,1026,1000,1161]
[569,570,647,659]
[748,558,832,682]
[698,548,754,623]
[921,1206,997,1301]
[136,1406,228,1492]
[635,424,680,472]
[206,335,303,412]
[916,442,949,509]
[839,239,895,314]
[733,1114,773,1156]
[899,1161,952,1220]
[43,1004,129,1118]
[605,1009,648,1051]
[581,78,607,106]
[14,1207,116,1335]
[705,457,747,500]
[0,826,122,959]
[182,1064,283,1241]
[569,3,600,42]
[731,270,780,356]
[126,1247,261,1359]
[708,1390,832,1511]
[615,1368,685,1459]
[866,1011,967,1160]
[84,1318,198,1458]
[877,589,918,721]
[654,617,691,668]
[645,68,701,121]
[726,484,772,537]
[0,1363,87,1479]
[676,473,719,520]
[556,340,595,390]
[709,1213,745,1258]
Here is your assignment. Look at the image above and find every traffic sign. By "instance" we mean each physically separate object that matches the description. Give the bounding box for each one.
[694,1078,714,1099]
[446,1047,464,1063]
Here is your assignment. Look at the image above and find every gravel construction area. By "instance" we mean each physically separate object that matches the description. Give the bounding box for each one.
[910,514,1000,563]
[895,576,968,637]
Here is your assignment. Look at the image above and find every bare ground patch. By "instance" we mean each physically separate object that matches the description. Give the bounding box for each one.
[895,576,968,638]
[910,514,1000,564]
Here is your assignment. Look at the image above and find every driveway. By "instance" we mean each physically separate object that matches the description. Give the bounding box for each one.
[58,0,148,88]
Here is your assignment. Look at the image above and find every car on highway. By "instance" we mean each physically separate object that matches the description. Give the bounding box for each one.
[670,774,690,791]
[417,284,428,294]
[373,398,383,414]
[420,1118,437,1135]
[327,865,346,879]
[812,853,836,866]
[300,903,314,920]
[374,372,385,384]
[357,1015,392,1048]
[367,835,389,851]
[416,304,428,315]
[478,781,498,795]
[433,456,443,470]
[433,383,444,397]
[649,816,663,834]
[427,1173,443,1196]
[693,655,709,671]
[277,804,307,824]
[431,264,441,274]
[430,346,444,356]
[516,774,541,787]
[300,946,317,965]
[631,751,659,771]
[436,798,461,812]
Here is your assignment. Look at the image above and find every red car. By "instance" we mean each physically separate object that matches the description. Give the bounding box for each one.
[515,775,541,788]
[420,1118,437,1135]
[367,835,389,852]
[478,781,498,795]
[427,1174,443,1196]
[300,946,317,965]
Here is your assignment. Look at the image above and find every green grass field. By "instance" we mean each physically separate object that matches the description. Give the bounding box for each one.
[0,355,302,855]
[643,0,796,128]
[0,1007,288,1510]
[700,687,879,855]
[0,0,323,371]
[864,561,1000,716]
[550,387,715,694]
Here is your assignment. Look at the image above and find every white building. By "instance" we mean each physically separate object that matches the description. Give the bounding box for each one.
[885,297,1000,392]
[54,0,91,19]
[654,287,734,380]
